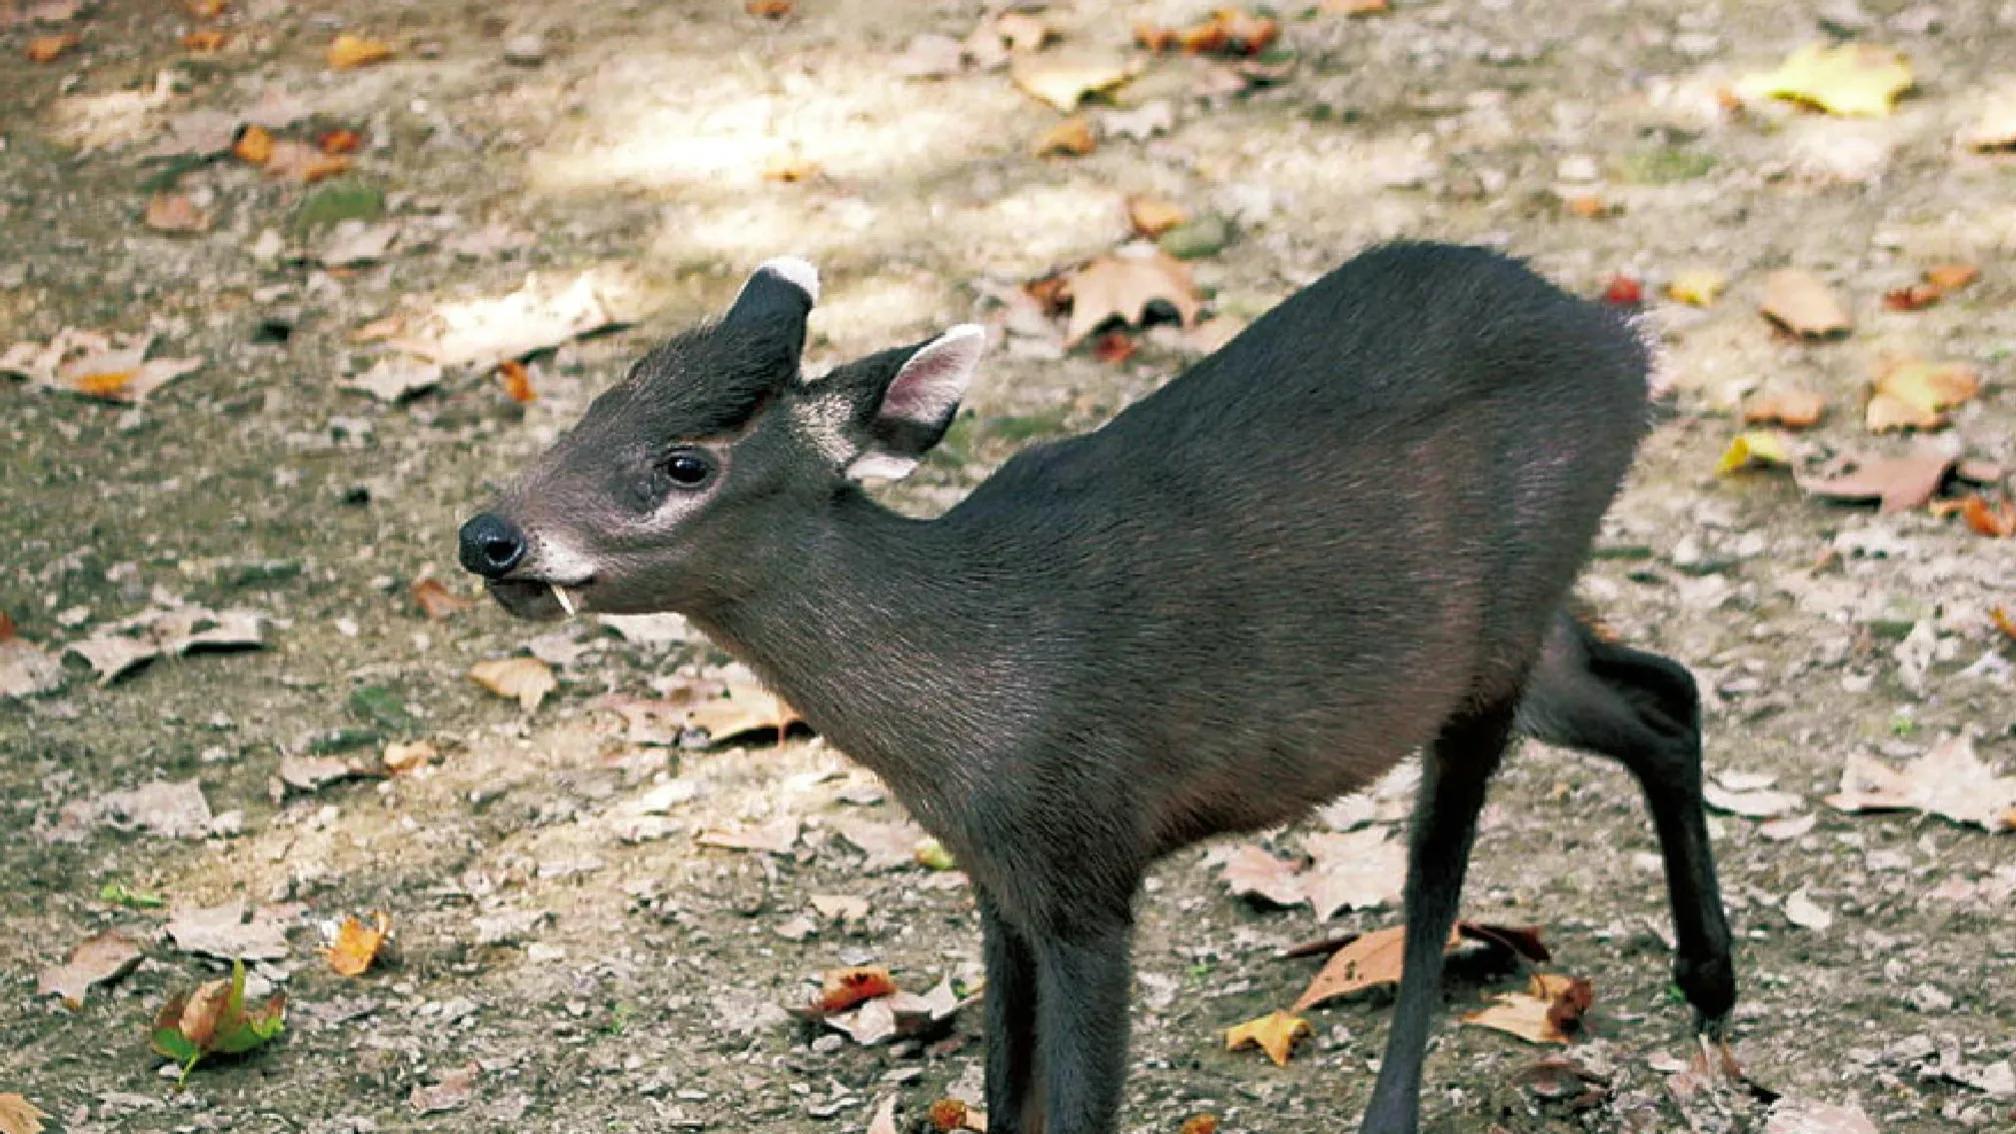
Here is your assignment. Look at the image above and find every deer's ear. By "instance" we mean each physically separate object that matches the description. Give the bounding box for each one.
[802,325,986,481]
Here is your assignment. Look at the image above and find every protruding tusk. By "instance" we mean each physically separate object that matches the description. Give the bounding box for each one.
[552,585,578,616]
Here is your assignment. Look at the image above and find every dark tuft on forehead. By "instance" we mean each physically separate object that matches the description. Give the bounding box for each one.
[590,314,801,442]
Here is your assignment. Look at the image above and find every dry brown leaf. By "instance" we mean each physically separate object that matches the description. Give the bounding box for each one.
[317,127,363,154]
[927,1098,978,1132]
[1292,921,1550,1012]
[1800,450,1953,513]
[1060,247,1202,346]
[1759,270,1850,339]
[391,271,618,371]
[1301,828,1404,917]
[469,656,556,712]
[1960,494,2016,537]
[1137,9,1279,56]
[1126,195,1189,238]
[263,139,351,182]
[37,930,144,1008]
[1742,390,1825,429]
[1825,734,2016,831]
[381,739,436,776]
[1224,1010,1311,1066]
[696,814,800,854]
[745,0,793,16]
[496,359,537,404]
[167,900,294,961]
[1866,358,1979,432]
[1031,115,1096,158]
[1010,49,1140,113]
[327,33,395,70]
[1462,972,1594,1044]
[1220,844,1306,906]
[144,192,212,233]
[685,683,801,741]
[181,28,229,52]
[411,577,473,619]
[1090,331,1136,364]
[814,966,899,1013]
[1994,606,2016,642]
[24,32,75,61]
[232,124,274,165]
[1924,262,1980,291]
[1179,1115,1221,1134]
[326,911,390,976]
[0,1095,47,1134]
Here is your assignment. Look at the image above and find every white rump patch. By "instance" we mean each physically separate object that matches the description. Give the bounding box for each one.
[881,324,984,427]
[751,255,820,304]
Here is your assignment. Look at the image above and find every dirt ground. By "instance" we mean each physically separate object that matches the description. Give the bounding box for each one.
[3,1,2015,1132]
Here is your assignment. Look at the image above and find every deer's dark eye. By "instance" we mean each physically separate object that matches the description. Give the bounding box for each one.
[661,450,713,489]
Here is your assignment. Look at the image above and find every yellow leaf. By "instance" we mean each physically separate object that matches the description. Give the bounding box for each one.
[326,912,390,977]
[1461,972,1594,1044]
[468,656,556,712]
[327,33,396,70]
[1716,431,1793,476]
[0,1093,49,1134]
[1739,43,1913,118]
[1010,49,1140,113]
[1126,195,1189,238]
[232,124,274,166]
[1665,268,1727,307]
[1866,359,1980,433]
[1224,1010,1311,1066]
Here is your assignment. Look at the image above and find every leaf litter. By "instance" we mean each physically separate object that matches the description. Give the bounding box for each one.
[1825,733,2016,832]
[0,329,202,403]
[150,959,287,1085]
[37,929,145,1009]
[790,968,975,1046]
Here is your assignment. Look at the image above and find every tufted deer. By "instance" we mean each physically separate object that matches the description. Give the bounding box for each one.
[459,243,1735,1133]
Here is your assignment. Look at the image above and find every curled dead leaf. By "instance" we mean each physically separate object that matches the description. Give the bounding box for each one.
[1959,494,2016,537]
[326,911,391,976]
[469,656,556,712]
[1224,1010,1310,1066]
[411,577,473,619]
[1462,972,1595,1044]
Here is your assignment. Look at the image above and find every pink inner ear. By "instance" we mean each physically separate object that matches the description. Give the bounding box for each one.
[883,327,983,425]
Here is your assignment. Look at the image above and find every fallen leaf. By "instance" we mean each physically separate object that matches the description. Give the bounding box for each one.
[1739,43,1913,118]
[46,69,174,150]
[926,1099,976,1132]
[1957,92,2016,152]
[1137,8,1279,56]
[1010,49,1140,113]
[1760,813,1819,842]
[37,930,145,1009]
[1666,269,1727,306]
[1032,115,1096,157]
[497,359,537,404]
[326,912,391,976]
[316,127,363,154]
[1292,921,1549,1012]
[150,959,287,1084]
[0,1095,47,1134]
[793,974,974,1045]
[1126,195,1189,238]
[327,33,395,70]
[277,754,371,795]
[1601,275,1644,307]
[831,816,931,872]
[1716,431,1793,476]
[181,28,228,52]
[469,656,556,712]
[1743,390,1826,429]
[93,779,215,838]
[1801,449,1954,512]
[167,900,295,960]
[1783,888,1833,931]
[1924,262,1980,291]
[232,124,274,165]
[411,577,473,619]
[696,814,801,855]
[382,739,437,775]
[1765,1098,1879,1134]
[409,1064,478,1115]
[1179,1115,1221,1134]
[262,139,351,182]
[1090,330,1136,364]
[1993,606,2016,642]
[0,629,63,700]
[1462,972,1594,1044]
[1866,358,1980,432]
[24,32,75,61]
[1220,844,1306,907]
[1058,246,1202,346]
[1759,269,1851,338]
[762,152,819,182]
[316,219,400,267]
[1224,1010,1311,1066]
[1301,828,1405,917]
[685,683,801,742]
[2,329,201,404]
[745,0,792,16]
[813,966,899,1013]
[144,193,212,233]
[392,271,619,371]
[342,357,442,403]
[1703,782,1803,819]
[1824,734,2016,831]
[866,1095,900,1134]
[1960,494,2016,537]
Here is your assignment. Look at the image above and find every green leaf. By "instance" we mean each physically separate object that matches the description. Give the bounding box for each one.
[348,685,414,732]
[150,1023,200,1065]
[100,880,167,909]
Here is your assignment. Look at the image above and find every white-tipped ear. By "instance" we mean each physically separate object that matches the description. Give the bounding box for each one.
[749,255,820,305]
[879,324,984,428]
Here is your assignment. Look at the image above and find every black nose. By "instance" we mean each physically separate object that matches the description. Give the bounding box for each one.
[459,513,527,578]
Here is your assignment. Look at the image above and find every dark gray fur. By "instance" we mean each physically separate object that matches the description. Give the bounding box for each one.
[461,243,1736,1134]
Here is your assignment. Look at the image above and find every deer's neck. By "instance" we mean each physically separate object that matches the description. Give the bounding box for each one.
[692,488,1036,816]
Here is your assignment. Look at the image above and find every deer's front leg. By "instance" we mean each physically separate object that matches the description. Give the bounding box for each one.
[1030,913,1134,1134]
